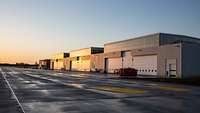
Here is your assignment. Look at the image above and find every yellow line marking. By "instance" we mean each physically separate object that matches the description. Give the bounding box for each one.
[156,86,190,92]
[94,86,146,94]
[111,79,137,84]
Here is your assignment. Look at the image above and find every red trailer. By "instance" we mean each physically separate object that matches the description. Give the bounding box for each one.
[117,68,138,77]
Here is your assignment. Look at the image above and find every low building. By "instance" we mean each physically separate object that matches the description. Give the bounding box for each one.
[68,47,104,71]
[38,59,51,70]
[50,52,69,70]
[90,53,104,72]
[104,33,200,78]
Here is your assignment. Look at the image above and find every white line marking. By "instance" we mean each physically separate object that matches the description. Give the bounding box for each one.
[0,68,26,113]
[23,72,86,89]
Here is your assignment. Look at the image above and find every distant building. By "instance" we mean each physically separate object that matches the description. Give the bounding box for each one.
[50,52,69,70]
[40,32,200,79]
[64,47,104,71]
[38,59,51,70]
[104,33,200,78]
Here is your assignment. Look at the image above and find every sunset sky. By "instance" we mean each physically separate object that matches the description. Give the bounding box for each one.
[0,0,200,64]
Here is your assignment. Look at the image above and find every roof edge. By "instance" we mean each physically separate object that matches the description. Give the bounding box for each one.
[104,32,160,46]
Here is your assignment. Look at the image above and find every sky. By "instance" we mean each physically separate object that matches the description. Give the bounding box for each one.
[0,0,200,64]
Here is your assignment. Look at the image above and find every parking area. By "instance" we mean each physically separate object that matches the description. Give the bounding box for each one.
[1,67,200,113]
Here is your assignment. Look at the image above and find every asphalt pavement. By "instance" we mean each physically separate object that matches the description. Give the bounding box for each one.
[1,67,200,113]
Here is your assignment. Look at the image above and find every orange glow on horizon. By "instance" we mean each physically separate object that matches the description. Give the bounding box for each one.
[0,32,59,64]
[0,49,40,64]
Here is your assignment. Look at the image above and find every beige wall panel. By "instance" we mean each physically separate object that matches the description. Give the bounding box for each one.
[71,60,91,71]
[104,34,159,53]
[54,60,64,70]
[71,61,80,71]
[70,48,91,57]
[81,55,91,60]
[52,53,66,59]
[80,60,90,71]
[131,47,158,56]
[104,51,121,58]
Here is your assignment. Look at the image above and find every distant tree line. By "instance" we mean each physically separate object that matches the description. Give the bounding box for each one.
[0,63,38,69]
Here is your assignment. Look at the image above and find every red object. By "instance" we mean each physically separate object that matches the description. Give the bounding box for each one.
[118,68,138,76]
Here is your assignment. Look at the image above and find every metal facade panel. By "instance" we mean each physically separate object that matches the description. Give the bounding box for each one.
[160,33,200,45]
[131,47,158,56]
[181,43,200,78]
[104,34,160,53]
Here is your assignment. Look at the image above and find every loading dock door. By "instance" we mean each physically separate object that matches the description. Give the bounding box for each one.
[107,58,122,73]
[69,61,72,71]
[71,61,80,71]
[166,59,177,78]
[51,62,54,70]
[122,51,133,68]
[80,60,90,71]
[132,55,157,75]
[71,60,90,71]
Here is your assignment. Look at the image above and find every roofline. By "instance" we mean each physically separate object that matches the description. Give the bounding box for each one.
[70,47,104,53]
[104,32,160,46]
[159,32,200,41]
[104,32,200,46]
[52,52,69,56]
[39,59,51,61]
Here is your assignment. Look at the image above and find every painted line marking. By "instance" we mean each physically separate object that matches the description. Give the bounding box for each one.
[23,72,86,89]
[0,68,26,113]
[156,85,190,92]
[93,86,146,94]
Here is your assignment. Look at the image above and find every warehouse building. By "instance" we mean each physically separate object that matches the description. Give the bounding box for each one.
[66,47,104,71]
[50,52,69,70]
[104,33,200,78]
[38,59,51,70]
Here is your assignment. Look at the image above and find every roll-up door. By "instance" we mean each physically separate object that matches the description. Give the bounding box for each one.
[132,55,157,75]
[80,60,90,71]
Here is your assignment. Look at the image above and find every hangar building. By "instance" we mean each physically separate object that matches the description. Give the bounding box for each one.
[50,52,69,70]
[38,59,51,70]
[66,47,104,71]
[104,33,200,78]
